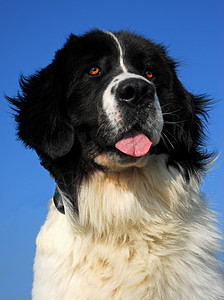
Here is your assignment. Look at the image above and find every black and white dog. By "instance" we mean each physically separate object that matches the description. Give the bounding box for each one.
[8,30,223,299]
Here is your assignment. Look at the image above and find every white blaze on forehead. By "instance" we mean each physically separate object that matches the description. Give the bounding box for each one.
[109,72,151,84]
[105,31,127,72]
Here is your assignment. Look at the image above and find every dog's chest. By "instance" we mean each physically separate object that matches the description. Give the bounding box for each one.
[32,205,170,300]
[66,238,154,299]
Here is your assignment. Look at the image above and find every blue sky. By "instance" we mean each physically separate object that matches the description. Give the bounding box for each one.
[1,0,223,298]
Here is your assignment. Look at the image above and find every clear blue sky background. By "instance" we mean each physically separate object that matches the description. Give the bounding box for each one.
[1,0,223,299]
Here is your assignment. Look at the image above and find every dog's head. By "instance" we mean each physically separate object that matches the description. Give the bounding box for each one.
[8,30,211,208]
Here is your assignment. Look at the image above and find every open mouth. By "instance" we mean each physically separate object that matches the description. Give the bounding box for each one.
[115,130,152,157]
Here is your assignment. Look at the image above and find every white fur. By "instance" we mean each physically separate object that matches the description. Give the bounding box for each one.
[32,154,223,299]
[106,31,127,72]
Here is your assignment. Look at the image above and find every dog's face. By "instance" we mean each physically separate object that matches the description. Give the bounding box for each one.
[9,30,209,204]
[65,31,168,169]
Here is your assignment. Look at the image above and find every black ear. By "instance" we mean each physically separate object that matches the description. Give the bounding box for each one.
[7,63,75,159]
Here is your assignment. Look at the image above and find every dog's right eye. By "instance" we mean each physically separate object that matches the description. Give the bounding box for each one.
[89,67,101,76]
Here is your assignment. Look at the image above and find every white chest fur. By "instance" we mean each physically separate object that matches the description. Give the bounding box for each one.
[32,155,223,299]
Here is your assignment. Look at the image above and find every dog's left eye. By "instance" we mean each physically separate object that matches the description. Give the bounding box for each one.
[89,67,101,76]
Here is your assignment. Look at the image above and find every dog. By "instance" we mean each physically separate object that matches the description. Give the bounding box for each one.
[8,30,223,299]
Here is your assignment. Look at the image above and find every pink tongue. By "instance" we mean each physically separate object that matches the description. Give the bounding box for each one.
[115,131,152,157]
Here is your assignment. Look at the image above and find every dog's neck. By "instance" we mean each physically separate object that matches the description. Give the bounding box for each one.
[59,155,200,242]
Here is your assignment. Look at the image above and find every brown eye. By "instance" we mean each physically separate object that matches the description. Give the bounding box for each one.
[145,70,153,79]
[89,67,101,76]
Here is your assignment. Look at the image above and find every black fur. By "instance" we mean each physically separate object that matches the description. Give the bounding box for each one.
[7,30,212,212]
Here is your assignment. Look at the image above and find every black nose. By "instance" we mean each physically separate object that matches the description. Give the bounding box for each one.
[116,78,155,104]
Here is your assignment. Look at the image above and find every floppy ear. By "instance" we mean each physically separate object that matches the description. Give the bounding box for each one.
[8,63,75,159]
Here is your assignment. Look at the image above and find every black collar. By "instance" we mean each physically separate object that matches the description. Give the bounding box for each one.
[53,186,65,214]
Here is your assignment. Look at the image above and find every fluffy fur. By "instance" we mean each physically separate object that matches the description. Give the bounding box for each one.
[8,30,223,299]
